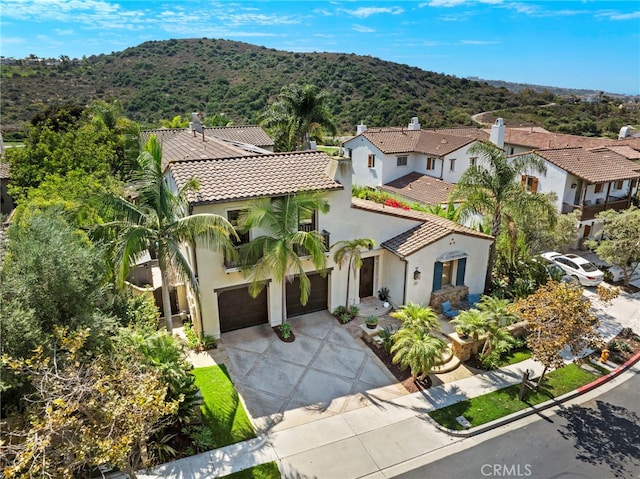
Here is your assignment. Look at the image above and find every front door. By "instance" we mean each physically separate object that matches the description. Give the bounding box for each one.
[359,257,374,298]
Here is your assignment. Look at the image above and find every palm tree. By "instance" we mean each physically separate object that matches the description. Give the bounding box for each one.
[101,135,237,334]
[427,202,461,223]
[332,238,375,309]
[450,309,490,342]
[390,302,441,333]
[450,141,554,290]
[391,327,447,382]
[476,295,519,327]
[260,84,337,151]
[238,192,330,324]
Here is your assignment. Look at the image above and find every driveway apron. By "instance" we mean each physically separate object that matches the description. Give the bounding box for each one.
[214,311,405,432]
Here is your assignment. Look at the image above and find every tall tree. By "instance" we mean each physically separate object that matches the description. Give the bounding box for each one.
[239,192,329,324]
[332,238,375,309]
[260,84,337,151]
[450,141,554,290]
[586,207,640,286]
[99,135,236,334]
[512,280,603,387]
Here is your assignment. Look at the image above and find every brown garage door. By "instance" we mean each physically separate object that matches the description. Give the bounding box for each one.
[286,272,328,318]
[218,286,268,332]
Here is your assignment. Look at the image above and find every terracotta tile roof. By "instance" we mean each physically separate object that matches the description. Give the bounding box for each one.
[141,129,253,170]
[351,198,493,258]
[356,128,476,156]
[611,137,640,150]
[0,162,9,179]
[430,128,490,140]
[485,128,615,150]
[527,147,640,183]
[381,172,454,205]
[169,151,343,205]
[203,126,274,148]
[592,146,640,161]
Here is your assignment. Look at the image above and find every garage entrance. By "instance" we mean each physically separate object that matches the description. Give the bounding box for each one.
[218,285,268,332]
[286,272,329,318]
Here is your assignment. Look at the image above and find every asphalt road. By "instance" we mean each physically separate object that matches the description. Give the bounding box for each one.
[392,369,640,479]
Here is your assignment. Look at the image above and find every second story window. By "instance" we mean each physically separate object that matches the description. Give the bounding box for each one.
[227,210,250,246]
[397,156,408,167]
[426,158,436,170]
[594,183,603,194]
[614,180,624,190]
[449,158,456,172]
[521,175,539,193]
[470,157,477,167]
[298,209,317,233]
[367,153,376,168]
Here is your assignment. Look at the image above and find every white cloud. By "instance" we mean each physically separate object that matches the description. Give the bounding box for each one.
[601,11,640,21]
[425,0,468,7]
[344,6,404,18]
[460,39,499,45]
[54,29,75,36]
[352,24,375,33]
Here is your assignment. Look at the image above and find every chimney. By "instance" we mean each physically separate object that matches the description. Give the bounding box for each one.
[356,122,367,134]
[408,117,421,131]
[490,118,505,149]
[189,112,203,134]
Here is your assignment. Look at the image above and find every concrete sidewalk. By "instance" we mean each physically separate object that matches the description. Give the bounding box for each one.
[131,290,639,479]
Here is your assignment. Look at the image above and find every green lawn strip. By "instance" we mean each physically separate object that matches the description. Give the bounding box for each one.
[217,462,281,479]
[317,146,339,155]
[191,365,256,447]
[499,347,532,366]
[429,363,601,430]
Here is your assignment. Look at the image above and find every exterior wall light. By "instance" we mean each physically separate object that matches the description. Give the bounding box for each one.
[414,267,421,280]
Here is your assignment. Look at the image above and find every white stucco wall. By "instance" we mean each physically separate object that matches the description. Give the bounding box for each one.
[403,233,492,306]
[345,137,385,188]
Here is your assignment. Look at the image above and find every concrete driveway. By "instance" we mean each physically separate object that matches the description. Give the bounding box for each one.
[212,311,407,433]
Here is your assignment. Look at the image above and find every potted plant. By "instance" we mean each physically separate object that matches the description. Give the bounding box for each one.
[455,326,470,339]
[365,315,379,329]
[377,287,390,302]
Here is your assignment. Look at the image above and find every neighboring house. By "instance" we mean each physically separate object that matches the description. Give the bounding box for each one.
[141,115,274,171]
[0,162,15,216]
[516,146,640,242]
[344,117,485,201]
[380,172,454,207]
[484,119,616,155]
[165,146,493,338]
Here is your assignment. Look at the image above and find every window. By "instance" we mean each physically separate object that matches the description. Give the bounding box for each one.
[470,157,477,167]
[426,158,436,170]
[347,148,352,159]
[594,183,603,193]
[449,158,456,172]
[227,210,249,246]
[432,258,467,291]
[521,175,539,193]
[367,153,375,168]
[397,156,408,167]
[298,209,316,232]
[509,147,515,155]
[614,180,624,190]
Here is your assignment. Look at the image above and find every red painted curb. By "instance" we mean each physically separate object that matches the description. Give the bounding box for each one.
[577,350,640,393]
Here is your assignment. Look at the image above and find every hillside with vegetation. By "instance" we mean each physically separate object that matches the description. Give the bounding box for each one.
[2,38,638,139]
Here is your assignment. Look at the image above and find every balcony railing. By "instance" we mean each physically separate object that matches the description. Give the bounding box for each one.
[562,197,631,221]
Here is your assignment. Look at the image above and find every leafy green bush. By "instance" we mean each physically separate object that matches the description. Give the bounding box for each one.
[378,326,396,353]
[183,321,217,352]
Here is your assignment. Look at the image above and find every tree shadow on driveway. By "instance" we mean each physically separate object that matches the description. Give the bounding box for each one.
[556,400,640,478]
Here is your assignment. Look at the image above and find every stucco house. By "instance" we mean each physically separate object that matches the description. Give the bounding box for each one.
[343,117,486,206]
[516,146,640,242]
[163,147,493,338]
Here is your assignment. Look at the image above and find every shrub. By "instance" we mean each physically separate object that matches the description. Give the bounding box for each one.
[183,321,217,352]
[340,312,352,324]
[348,305,360,317]
[378,325,395,353]
[279,322,292,340]
[377,287,390,301]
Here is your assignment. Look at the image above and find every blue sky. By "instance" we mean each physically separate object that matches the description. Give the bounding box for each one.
[1,1,639,94]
